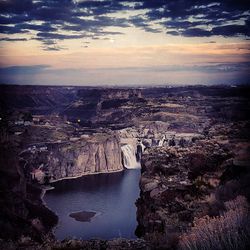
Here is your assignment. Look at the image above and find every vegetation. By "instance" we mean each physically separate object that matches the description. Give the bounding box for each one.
[179,196,250,250]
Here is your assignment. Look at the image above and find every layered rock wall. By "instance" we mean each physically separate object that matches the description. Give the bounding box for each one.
[25,134,123,182]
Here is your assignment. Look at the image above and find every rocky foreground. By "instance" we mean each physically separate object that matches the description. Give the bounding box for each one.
[136,122,250,249]
[0,238,149,250]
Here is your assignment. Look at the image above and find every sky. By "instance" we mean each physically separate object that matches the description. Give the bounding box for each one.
[0,0,249,86]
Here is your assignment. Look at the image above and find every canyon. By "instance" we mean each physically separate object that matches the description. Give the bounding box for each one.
[0,85,250,249]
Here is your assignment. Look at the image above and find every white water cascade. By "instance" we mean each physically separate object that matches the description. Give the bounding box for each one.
[121,144,141,169]
[158,136,166,147]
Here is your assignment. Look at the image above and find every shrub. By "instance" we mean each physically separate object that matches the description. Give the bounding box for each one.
[178,196,250,250]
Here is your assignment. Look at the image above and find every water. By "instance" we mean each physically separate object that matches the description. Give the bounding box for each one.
[44,169,141,240]
[121,144,141,169]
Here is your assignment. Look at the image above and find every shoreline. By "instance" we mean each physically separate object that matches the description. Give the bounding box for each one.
[41,168,125,203]
[49,167,124,183]
[41,167,142,201]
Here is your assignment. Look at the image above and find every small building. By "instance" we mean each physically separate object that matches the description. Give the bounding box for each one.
[15,120,24,125]
[39,146,47,152]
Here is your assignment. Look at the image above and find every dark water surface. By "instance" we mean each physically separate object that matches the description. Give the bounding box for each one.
[44,169,141,240]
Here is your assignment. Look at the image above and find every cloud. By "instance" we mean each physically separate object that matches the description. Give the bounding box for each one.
[15,22,57,32]
[36,32,85,40]
[0,37,27,41]
[93,61,250,74]
[42,47,66,51]
[166,31,179,36]
[168,62,250,73]
[182,28,212,37]
[145,0,250,37]
[212,24,250,37]
[0,0,33,14]
[167,24,250,38]
[0,25,27,34]
[130,15,162,33]
[1,61,249,76]
[0,65,50,75]
[0,0,249,50]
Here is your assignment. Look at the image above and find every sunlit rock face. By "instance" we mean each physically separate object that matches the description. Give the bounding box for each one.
[23,134,123,182]
[47,134,123,180]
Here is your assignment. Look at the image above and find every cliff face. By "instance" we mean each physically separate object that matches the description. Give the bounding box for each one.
[49,135,123,180]
[25,134,123,182]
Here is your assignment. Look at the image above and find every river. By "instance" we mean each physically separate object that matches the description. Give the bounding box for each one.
[44,169,141,240]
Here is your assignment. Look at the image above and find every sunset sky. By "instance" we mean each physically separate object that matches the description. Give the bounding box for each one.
[0,0,249,86]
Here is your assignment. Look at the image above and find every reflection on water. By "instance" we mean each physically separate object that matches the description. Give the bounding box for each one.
[44,169,141,240]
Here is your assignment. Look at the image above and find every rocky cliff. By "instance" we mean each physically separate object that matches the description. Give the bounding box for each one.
[48,134,123,180]
[23,133,123,182]
[136,132,250,249]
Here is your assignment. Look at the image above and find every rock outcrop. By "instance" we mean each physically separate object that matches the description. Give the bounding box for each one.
[22,134,123,182]
[49,134,123,180]
[136,137,250,249]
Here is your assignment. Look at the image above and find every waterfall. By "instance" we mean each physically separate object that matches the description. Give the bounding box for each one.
[121,144,141,169]
[158,136,165,147]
